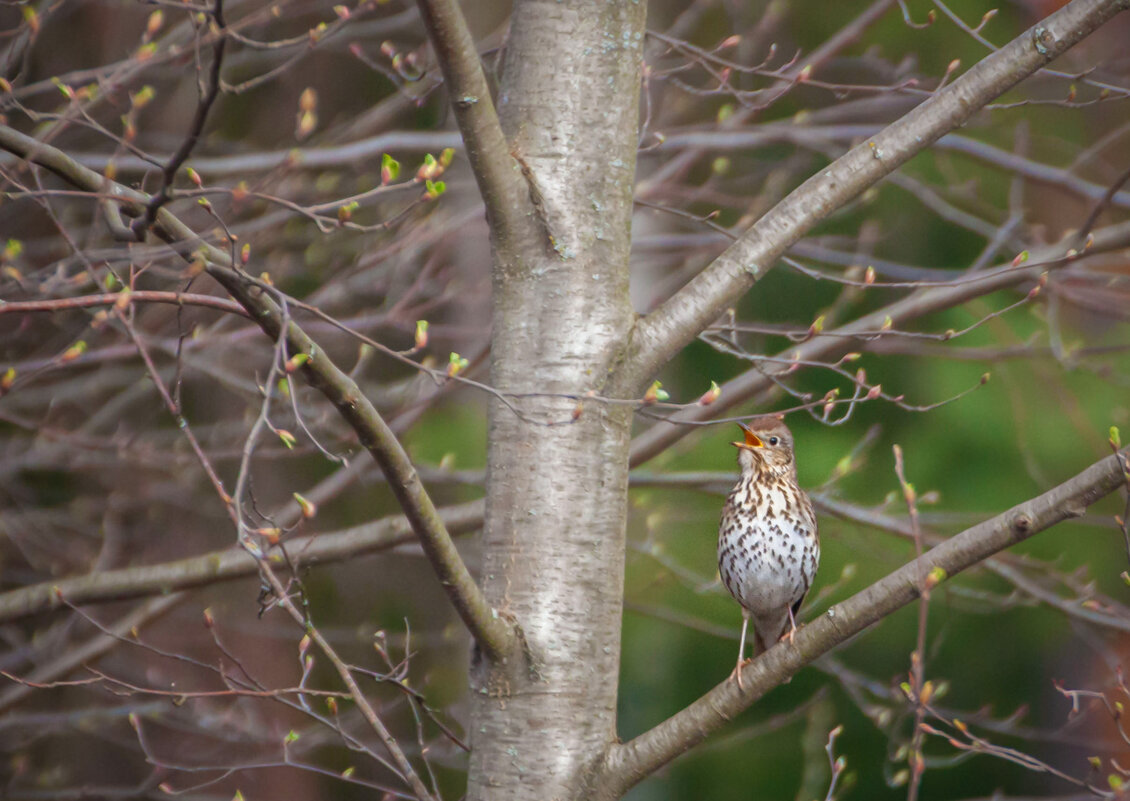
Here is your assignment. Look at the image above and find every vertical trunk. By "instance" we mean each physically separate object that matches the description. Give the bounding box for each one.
[466,1,646,798]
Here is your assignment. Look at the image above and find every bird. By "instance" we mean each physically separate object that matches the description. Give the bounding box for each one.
[717,418,819,689]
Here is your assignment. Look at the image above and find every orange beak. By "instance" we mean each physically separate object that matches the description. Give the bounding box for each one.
[732,422,763,450]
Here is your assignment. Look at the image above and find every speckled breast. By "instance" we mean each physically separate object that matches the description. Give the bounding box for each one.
[717,481,819,615]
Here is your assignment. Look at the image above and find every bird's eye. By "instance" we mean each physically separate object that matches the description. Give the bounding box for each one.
[768,436,779,446]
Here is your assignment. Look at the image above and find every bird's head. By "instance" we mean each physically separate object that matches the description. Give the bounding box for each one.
[732,418,796,476]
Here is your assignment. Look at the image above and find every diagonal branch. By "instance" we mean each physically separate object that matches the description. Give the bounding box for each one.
[415,0,540,253]
[613,0,1130,394]
[0,124,520,665]
[594,446,1130,799]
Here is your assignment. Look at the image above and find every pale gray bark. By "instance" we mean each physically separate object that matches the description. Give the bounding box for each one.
[464,2,646,799]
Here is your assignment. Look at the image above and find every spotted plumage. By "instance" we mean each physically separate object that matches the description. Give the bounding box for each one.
[718,418,819,688]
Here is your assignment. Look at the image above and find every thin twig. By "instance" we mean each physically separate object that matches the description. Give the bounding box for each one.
[893,445,928,801]
[119,311,233,508]
[134,0,228,237]
[256,559,437,801]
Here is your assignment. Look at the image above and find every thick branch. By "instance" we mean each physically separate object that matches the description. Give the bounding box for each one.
[415,0,539,252]
[0,500,484,624]
[0,124,519,664]
[615,0,1130,393]
[595,447,1130,798]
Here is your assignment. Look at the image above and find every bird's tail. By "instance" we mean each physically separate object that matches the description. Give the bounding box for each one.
[752,609,790,654]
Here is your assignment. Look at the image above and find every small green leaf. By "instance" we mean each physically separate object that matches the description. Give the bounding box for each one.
[337,200,360,222]
[293,492,316,519]
[698,380,720,406]
[61,340,88,362]
[381,153,400,183]
[131,85,155,109]
[285,352,310,373]
[51,76,74,99]
[447,352,469,377]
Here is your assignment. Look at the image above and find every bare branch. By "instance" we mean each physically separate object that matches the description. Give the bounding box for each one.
[255,560,438,801]
[0,500,484,624]
[0,290,248,317]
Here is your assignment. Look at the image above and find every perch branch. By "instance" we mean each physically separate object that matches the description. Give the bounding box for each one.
[595,447,1130,798]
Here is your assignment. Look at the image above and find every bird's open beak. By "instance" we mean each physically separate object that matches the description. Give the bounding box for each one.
[731,422,763,450]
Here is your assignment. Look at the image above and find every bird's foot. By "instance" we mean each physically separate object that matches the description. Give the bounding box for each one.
[782,608,801,645]
[730,658,752,690]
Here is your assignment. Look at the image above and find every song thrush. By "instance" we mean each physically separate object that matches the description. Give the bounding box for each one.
[718,418,819,688]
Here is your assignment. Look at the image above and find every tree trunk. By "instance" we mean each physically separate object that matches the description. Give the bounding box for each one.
[466,2,646,798]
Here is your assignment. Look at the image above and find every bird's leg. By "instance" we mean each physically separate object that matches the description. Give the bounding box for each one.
[730,610,751,690]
